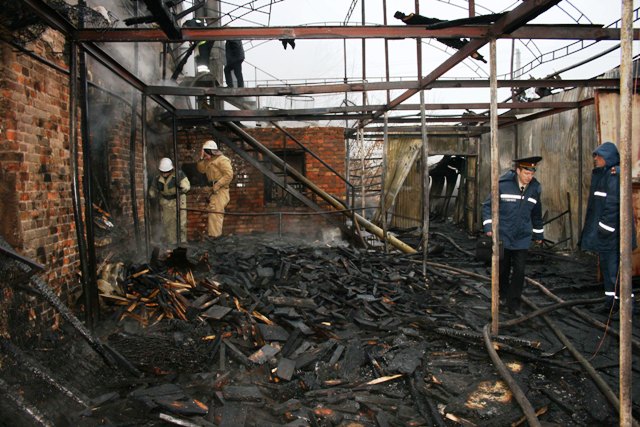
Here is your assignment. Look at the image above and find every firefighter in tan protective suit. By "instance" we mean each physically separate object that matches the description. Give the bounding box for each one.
[197,140,234,238]
[149,157,191,244]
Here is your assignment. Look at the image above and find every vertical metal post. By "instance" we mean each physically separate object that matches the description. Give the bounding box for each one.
[361,0,366,107]
[142,95,150,258]
[173,116,181,245]
[359,0,367,215]
[360,128,366,218]
[416,0,429,276]
[513,125,519,160]
[343,5,351,209]
[129,97,140,249]
[381,0,390,253]
[618,1,633,424]
[489,39,500,335]
[577,107,584,235]
[510,39,517,105]
[382,112,388,253]
[130,0,141,248]
[68,40,91,326]
[421,91,429,277]
[162,42,167,81]
[566,192,574,249]
[383,0,390,105]
[79,44,99,329]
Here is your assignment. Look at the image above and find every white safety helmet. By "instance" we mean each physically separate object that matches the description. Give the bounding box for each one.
[203,140,218,151]
[158,157,174,172]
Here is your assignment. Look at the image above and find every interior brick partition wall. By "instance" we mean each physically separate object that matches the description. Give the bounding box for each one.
[175,127,347,240]
[0,30,145,342]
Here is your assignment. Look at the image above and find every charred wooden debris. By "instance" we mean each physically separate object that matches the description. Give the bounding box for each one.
[1,231,634,426]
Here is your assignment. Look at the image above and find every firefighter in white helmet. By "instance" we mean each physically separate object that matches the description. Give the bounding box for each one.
[148,157,191,244]
[197,140,234,238]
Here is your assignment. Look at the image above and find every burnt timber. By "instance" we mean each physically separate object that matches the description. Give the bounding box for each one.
[1,229,639,426]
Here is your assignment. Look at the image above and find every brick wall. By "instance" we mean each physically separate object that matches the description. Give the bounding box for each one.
[0,30,146,341]
[172,126,347,240]
[0,30,77,340]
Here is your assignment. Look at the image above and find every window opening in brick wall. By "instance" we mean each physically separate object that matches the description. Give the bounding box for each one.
[265,151,306,207]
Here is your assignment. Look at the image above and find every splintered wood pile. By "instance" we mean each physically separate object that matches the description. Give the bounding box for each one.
[78,231,625,427]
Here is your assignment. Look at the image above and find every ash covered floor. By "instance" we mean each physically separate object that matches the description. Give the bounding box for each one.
[1,223,639,426]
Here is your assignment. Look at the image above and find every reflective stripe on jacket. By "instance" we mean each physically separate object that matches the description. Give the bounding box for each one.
[482,170,544,250]
[580,142,636,252]
[149,170,190,199]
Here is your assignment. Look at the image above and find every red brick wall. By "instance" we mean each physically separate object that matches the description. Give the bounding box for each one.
[174,127,347,240]
[0,30,78,339]
[0,30,146,341]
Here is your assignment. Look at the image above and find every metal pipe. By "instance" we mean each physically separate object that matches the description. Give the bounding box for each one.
[619,1,634,424]
[489,38,500,335]
[413,258,631,424]
[525,276,640,351]
[79,44,99,330]
[522,296,639,427]
[483,324,541,426]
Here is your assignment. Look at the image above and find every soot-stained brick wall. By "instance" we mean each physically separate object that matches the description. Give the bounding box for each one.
[0,29,76,340]
[0,28,146,341]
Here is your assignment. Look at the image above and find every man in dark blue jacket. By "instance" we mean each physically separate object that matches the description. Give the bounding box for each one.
[580,142,636,314]
[482,157,544,315]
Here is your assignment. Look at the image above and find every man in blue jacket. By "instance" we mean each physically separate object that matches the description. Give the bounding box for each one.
[579,142,636,314]
[482,157,544,316]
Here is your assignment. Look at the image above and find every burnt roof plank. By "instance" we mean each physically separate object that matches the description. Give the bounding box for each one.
[275,358,296,381]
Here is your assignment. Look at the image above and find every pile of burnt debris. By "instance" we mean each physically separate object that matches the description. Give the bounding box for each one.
[1,225,638,426]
